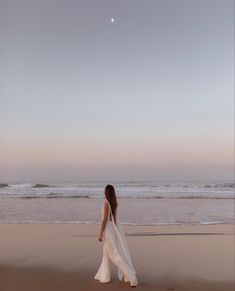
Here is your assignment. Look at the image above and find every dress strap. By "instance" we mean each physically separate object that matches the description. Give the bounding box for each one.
[105,199,115,220]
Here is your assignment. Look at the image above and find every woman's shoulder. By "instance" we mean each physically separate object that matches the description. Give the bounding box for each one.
[103,199,109,207]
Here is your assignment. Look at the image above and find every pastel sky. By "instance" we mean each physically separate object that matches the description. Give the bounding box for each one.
[0,0,234,182]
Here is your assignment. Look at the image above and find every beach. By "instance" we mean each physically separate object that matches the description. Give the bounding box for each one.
[0,223,234,291]
[1,0,234,290]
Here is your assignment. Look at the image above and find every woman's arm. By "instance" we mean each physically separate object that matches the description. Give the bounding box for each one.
[98,202,108,241]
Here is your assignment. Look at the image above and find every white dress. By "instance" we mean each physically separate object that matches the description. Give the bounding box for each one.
[94,199,138,286]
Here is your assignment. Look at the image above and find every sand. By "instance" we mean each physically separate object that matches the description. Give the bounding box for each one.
[0,223,234,291]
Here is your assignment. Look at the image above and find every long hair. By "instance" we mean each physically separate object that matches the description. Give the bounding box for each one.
[105,184,118,222]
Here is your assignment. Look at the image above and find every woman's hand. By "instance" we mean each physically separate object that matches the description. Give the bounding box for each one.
[98,233,103,242]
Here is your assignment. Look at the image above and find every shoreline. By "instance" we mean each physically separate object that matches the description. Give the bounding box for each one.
[1,196,233,226]
[0,221,234,225]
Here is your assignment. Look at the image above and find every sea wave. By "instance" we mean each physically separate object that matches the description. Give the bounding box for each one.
[1,182,234,189]
[0,183,9,188]
[204,183,234,188]
[0,220,233,226]
[32,184,51,188]
[20,194,90,199]
[0,193,233,199]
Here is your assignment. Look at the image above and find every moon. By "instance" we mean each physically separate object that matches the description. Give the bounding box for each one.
[110,18,115,23]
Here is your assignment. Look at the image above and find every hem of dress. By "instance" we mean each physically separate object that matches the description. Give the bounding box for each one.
[94,277,111,283]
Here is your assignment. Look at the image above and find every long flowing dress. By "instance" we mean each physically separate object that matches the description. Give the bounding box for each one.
[94,199,138,286]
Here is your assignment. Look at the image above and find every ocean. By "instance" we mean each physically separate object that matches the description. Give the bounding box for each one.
[0,181,234,225]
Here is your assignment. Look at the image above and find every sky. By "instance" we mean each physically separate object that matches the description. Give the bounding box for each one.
[0,0,234,182]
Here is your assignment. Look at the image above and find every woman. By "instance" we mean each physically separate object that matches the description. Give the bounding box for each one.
[94,184,138,287]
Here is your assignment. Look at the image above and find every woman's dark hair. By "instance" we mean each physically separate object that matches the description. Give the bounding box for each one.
[105,184,118,222]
